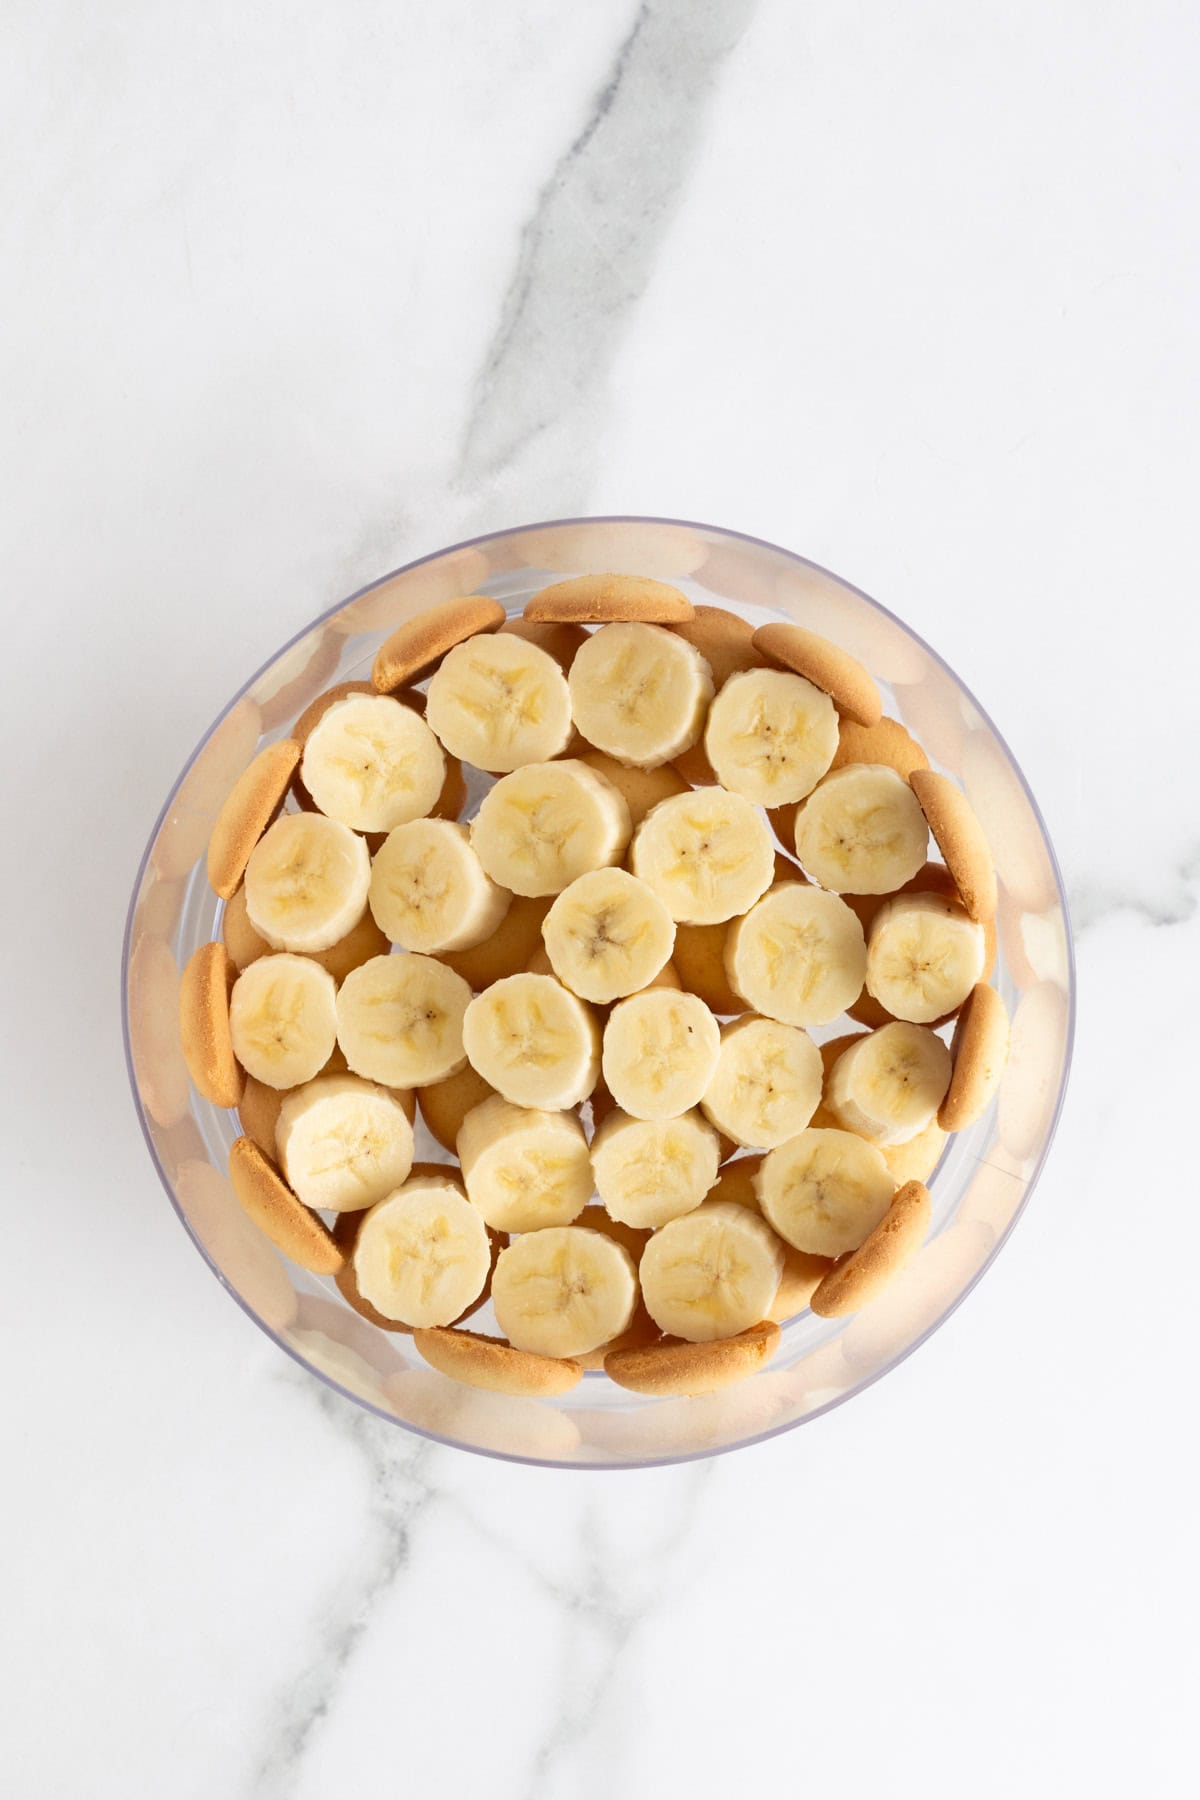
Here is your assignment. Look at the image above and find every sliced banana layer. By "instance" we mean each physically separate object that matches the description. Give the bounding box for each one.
[725,882,867,1028]
[353,1172,491,1327]
[568,621,714,769]
[793,764,929,895]
[425,632,573,772]
[244,812,370,954]
[462,973,600,1111]
[229,953,338,1089]
[630,788,775,925]
[827,1021,952,1146]
[541,867,675,1003]
[601,989,721,1120]
[276,1073,414,1212]
[590,1108,720,1229]
[639,1201,784,1343]
[756,1127,895,1257]
[368,818,510,954]
[301,693,445,833]
[700,1016,823,1149]
[457,1093,592,1232]
[704,667,838,807]
[336,951,471,1087]
[491,1226,638,1358]
[865,891,985,1024]
[471,759,632,897]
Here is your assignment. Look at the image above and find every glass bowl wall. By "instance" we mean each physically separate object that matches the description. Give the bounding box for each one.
[123,518,1073,1467]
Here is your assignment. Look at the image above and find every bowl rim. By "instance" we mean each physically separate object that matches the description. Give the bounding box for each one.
[121,513,1076,1469]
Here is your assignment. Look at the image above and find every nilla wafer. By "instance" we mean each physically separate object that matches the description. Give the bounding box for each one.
[811,1180,930,1317]
[206,740,300,900]
[605,1320,780,1396]
[909,770,997,922]
[498,616,588,672]
[830,714,929,779]
[179,941,243,1107]
[938,982,1009,1130]
[753,623,882,728]
[227,1135,343,1275]
[525,573,694,624]
[372,596,506,694]
[413,1327,583,1397]
[666,605,766,689]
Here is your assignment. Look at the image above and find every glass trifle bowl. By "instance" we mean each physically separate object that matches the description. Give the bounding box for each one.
[122,517,1073,1467]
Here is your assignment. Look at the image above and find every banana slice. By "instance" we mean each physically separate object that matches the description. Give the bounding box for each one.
[703,667,838,807]
[700,1015,823,1149]
[639,1201,784,1343]
[471,759,632,897]
[725,882,867,1027]
[601,990,721,1119]
[541,867,675,1003]
[827,1021,952,1145]
[368,819,510,954]
[491,1226,638,1357]
[228,953,338,1089]
[865,891,986,1024]
[755,1127,895,1257]
[590,1108,720,1228]
[457,1093,592,1232]
[352,1171,491,1326]
[630,788,775,925]
[424,632,573,771]
[300,693,445,833]
[244,812,371,954]
[336,951,471,1087]
[568,621,714,768]
[462,973,600,1110]
[793,764,929,895]
[275,1073,414,1211]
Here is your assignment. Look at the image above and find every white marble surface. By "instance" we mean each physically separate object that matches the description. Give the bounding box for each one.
[3,2,1198,1794]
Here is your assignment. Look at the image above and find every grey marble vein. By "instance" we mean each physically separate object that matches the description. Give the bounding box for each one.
[456,0,760,502]
[1068,844,1200,936]
[517,1462,717,1800]
[248,1392,441,1800]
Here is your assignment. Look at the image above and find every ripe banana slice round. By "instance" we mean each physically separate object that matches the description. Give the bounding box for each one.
[630,788,775,925]
[471,759,632,897]
[462,973,600,1110]
[336,952,471,1087]
[368,818,510,954]
[639,1200,784,1343]
[725,882,867,1027]
[275,1073,414,1212]
[601,990,721,1120]
[425,632,573,772]
[700,1015,823,1149]
[865,891,986,1024]
[352,1172,491,1327]
[228,953,338,1089]
[590,1108,720,1228]
[704,667,838,807]
[300,693,446,832]
[541,867,675,1003]
[491,1226,638,1357]
[568,621,714,768]
[244,812,371,954]
[457,1093,592,1232]
[755,1127,895,1257]
[827,1021,952,1146]
[793,764,929,895]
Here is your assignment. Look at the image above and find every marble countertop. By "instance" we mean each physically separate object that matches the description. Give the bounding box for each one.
[4,3,1197,1794]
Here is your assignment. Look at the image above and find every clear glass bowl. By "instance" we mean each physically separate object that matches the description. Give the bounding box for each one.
[122,517,1073,1467]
